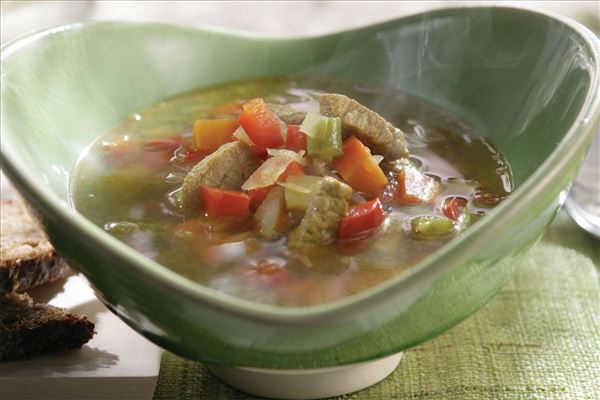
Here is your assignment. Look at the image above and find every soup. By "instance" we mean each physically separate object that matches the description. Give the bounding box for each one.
[72,76,512,307]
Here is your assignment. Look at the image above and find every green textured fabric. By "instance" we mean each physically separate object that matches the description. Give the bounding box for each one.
[153,211,599,400]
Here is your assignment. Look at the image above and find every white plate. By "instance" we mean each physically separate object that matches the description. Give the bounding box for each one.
[0,276,161,400]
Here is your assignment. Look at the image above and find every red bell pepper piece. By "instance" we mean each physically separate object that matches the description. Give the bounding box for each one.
[338,199,385,240]
[199,187,251,218]
[443,196,468,220]
[285,125,307,152]
[277,161,305,182]
[248,186,273,209]
[239,98,284,152]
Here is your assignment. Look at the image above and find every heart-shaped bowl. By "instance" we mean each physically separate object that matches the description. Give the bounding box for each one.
[1,7,598,369]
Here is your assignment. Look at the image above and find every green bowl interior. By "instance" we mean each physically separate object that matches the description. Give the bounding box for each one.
[1,7,599,367]
[2,9,596,201]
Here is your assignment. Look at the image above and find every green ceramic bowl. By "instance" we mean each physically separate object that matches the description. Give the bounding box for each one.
[1,7,599,368]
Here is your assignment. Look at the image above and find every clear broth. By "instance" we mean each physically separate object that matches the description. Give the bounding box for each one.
[71,76,512,306]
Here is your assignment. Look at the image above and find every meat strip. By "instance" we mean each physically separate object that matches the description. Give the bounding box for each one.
[182,141,260,213]
[319,93,408,160]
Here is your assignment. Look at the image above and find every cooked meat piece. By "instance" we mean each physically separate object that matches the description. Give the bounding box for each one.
[1,199,72,294]
[182,141,260,213]
[0,292,95,361]
[288,177,352,249]
[319,93,408,160]
[266,103,307,125]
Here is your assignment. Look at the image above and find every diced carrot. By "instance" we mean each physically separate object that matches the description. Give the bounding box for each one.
[278,161,305,182]
[192,119,239,151]
[285,125,307,152]
[199,187,250,218]
[338,199,385,240]
[443,196,468,220]
[333,136,387,193]
[349,158,388,193]
[239,98,284,152]
[248,186,272,209]
[333,137,370,178]
[396,168,438,204]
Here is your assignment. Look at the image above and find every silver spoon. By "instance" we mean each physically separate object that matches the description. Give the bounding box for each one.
[565,130,600,239]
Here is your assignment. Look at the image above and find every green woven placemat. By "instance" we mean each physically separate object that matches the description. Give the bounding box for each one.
[153,211,600,400]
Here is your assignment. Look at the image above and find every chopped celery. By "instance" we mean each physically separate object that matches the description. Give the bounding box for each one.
[283,176,323,211]
[103,221,139,236]
[306,116,343,161]
[299,112,324,138]
[410,216,454,239]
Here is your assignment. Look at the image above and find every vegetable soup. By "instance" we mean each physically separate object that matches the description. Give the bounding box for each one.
[71,76,512,306]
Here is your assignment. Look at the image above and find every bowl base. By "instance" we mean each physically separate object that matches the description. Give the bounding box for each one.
[208,352,403,399]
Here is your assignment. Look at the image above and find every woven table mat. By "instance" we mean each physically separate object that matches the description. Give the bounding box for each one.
[153,211,599,400]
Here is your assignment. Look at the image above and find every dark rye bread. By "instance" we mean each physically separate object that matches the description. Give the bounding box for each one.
[0,292,95,361]
[1,199,72,294]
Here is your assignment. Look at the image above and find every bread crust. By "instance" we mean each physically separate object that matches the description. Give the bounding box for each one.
[1,199,72,293]
[0,292,95,362]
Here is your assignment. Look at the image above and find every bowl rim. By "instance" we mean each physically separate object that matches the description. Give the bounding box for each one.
[1,5,599,323]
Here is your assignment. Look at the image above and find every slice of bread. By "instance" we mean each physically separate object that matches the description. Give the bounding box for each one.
[0,292,95,362]
[1,199,72,294]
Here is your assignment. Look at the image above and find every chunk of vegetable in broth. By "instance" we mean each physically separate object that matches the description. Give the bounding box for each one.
[285,125,307,152]
[339,199,385,240]
[301,112,343,161]
[242,155,296,191]
[410,216,454,239]
[281,175,324,211]
[254,186,285,240]
[333,136,387,193]
[278,161,306,182]
[200,187,251,218]
[239,98,285,151]
[192,119,239,151]
[443,196,468,221]
[248,186,272,209]
[396,166,439,204]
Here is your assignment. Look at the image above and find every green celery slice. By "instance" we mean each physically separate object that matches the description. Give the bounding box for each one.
[299,112,324,138]
[307,116,343,161]
[410,216,455,239]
